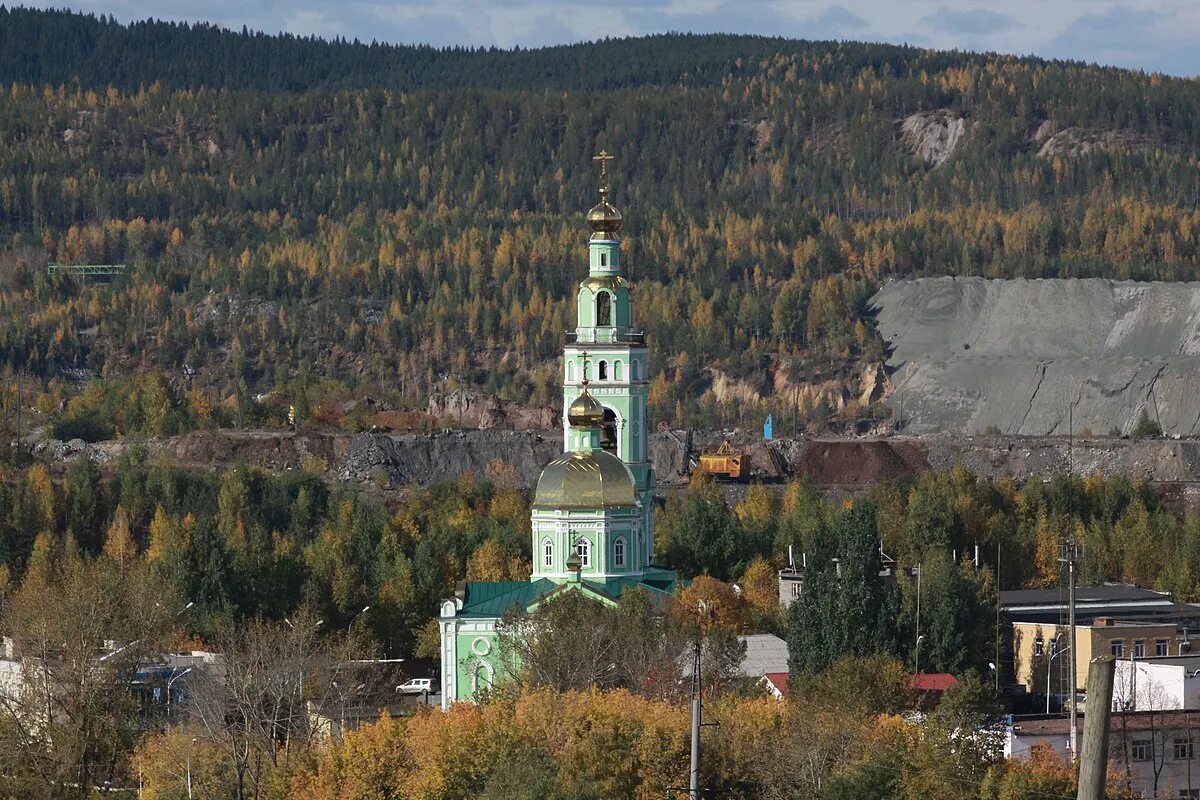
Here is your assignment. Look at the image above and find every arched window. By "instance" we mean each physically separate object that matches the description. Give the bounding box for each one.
[473,663,493,695]
[596,292,612,326]
[614,537,626,568]
[598,360,608,381]
[599,252,607,267]
[601,408,618,454]
[575,538,591,568]
[543,538,553,569]
[631,360,639,380]
[567,361,575,383]
[614,360,623,381]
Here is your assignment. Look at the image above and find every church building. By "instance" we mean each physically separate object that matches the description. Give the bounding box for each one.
[438,155,679,707]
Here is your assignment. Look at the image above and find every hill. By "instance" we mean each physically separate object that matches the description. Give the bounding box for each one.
[3,8,1200,441]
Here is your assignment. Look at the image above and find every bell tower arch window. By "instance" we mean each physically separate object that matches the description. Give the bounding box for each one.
[601,408,618,454]
[567,361,575,383]
[599,252,607,267]
[598,360,608,381]
[614,360,623,381]
[631,359,638,380]
[596,292,612,327]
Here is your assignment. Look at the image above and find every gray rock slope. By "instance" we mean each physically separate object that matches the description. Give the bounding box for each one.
[870,277,1200,436]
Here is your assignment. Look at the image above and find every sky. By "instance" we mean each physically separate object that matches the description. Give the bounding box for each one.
[21,0,1200,77]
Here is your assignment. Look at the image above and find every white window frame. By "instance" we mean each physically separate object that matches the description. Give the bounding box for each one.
[575,538,591,568]
[614,536,626,568]
[1132,739,1151,762]
[1157,639,1170,657]
[542,538,553,569]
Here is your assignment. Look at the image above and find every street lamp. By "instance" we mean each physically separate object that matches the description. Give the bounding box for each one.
[1047,634,1070,714]
[915,634,926,674]
[166,667,192,723]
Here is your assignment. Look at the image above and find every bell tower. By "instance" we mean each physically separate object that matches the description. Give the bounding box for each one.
[562,152,654,559]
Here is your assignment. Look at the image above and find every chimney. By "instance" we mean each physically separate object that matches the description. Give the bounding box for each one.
[1094,617,1112,627]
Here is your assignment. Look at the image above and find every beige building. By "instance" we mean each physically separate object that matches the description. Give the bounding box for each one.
[1013,618,1190,692]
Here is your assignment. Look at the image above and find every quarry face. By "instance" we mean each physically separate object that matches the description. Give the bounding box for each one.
[871,277,1200,436]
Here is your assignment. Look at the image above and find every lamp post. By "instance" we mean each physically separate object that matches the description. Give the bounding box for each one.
[1046,634,1069,714]
[186,737,196,799]
[167,667,192,723]
[915,634,926,675]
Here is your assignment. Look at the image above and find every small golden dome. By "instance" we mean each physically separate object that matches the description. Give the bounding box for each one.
[586,193,623,239]
[533,449,637,509]
[568,388,605,428]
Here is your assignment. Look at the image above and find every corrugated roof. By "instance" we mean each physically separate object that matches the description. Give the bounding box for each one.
[458,572,683,618]
[739,634,790,677]
[909,673,959,692]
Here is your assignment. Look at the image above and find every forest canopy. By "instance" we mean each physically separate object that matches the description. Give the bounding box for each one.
[3,8,1200,431]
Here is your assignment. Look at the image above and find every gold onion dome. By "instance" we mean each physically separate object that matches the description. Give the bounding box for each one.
[587,192,623,239]
[567,387,605,428]
[533,449,637,509]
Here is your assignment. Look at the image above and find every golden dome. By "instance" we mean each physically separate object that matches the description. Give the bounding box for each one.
[586,192,623,239]
[533,449,637,509]
[568,388,605,428]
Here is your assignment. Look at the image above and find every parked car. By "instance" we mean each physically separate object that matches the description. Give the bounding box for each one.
[397,677,434,694]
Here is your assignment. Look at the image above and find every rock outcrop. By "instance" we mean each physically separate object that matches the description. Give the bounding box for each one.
[900,110,967,166]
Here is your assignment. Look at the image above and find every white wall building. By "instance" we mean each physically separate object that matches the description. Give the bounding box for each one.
[1113,656,1200,712]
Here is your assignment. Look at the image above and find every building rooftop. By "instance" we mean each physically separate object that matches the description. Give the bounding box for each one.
[1000,585,1171,610]
[739,634,790,678]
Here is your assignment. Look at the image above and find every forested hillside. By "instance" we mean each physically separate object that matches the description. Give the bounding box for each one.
[3,7,1200,437]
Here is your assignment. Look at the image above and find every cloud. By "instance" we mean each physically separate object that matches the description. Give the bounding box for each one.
[1044,4,1200,76]
[919,6,1016,36]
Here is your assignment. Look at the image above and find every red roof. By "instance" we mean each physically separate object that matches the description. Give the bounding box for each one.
[763,672,789,698]
[909,673,958,692]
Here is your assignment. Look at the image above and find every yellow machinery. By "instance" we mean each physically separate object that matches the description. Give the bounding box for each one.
[697,439,747,481]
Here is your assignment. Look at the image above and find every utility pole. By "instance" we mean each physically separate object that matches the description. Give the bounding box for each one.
[1064,402,1080,760]
[689,638,701,800]
[1076,656,1116,800]
[995,540,1002,691]
[914,563,923,673]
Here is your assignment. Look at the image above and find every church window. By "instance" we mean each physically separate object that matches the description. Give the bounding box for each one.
[473,663,493,695]
[614,537,626,568]
[601,408,618,454]
[598,360,608,381]
[599,252,607,267]
[614,360,623,381]
[543,538,553,569]
[597,292,612,326]
[568,361,575,382]
[631,360,639,380]
[575,538,591,568]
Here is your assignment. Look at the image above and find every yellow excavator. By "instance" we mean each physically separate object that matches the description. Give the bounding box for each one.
[696,439,748,481]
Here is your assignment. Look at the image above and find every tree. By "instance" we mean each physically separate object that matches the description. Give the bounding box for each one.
[0,550,180,799]
[788,502,897,674]
[184,612,361,800]
[657,474,742,579]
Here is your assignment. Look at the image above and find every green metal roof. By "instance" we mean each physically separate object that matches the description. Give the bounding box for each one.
[458,571,681,618]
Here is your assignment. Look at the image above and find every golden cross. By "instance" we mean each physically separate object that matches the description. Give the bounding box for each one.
[592,150,614,192]
[580,350,590,385]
